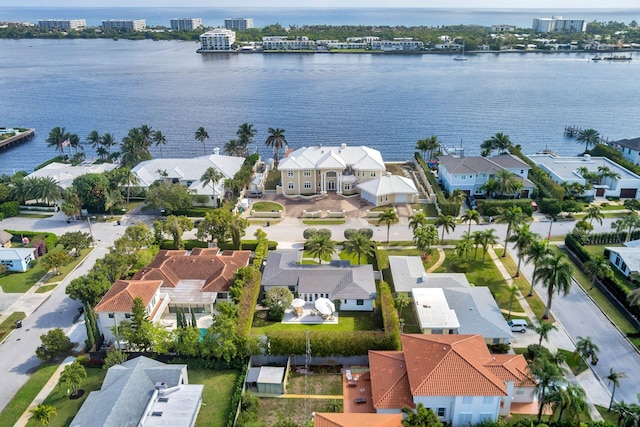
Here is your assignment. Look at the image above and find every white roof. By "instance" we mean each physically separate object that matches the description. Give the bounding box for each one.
[0,247,36,261]
[26,162,117,189]
[607,246,640,273]
[357,174,418,197]
[529,154,640,182]
[388,256,470,293]
[131,154,245,196]
[278,144,385,171]
[412,288,460,330]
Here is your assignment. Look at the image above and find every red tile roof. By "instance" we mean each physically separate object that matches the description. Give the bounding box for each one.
[132,249,250,292]
[95,280,162,312]
[314,413,402,427]
[369,334,530,410]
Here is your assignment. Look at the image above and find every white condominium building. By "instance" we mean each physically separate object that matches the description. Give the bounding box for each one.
[532,16,587,33]
[262,36,315,50]
[38,19,86,30]
[199,28,236,51]
[101,19,146,31]
[371,38,424,51]
[170,18,203,30]
[224,18,253,30]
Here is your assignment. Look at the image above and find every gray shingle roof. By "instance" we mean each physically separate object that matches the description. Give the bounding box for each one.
[443,287,513,340]
[613,137,640,152]
[0,230,12,245]
[71,356,187,427]
[261,251,376,299]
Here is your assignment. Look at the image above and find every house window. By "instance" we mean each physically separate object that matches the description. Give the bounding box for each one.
[370,171,376,177]
[288,182,294,190]
[125,313,132,319]
[483,396,493,405]
[615,256,620,266]
[516,390,525,395]
[479,413,493,421]
[462,396,473,404]
[437,408,446,417]
[344,183,350,190]
[475,188,484,195]
[287,171,294,177]
[493,338,500,344]
[521,170,525,174]
[461,175,466,179]
[621,262,627,272]
[469,175,473,179]
[431,329,443,334]
[304,181,311,189]
[108,313,115,319]
[356,299,364,305]
[303,170,311,176]
[459,414,472,424]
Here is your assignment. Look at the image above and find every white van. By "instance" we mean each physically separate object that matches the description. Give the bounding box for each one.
[508,319,528,333]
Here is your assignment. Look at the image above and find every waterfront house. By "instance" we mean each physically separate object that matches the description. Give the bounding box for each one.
[611,137,640,166]
[357,173,419,206]
[25,162,117,190]
[261,251,376,311]
[529,154,640,199]
[0,247,36,272]
[371,38,424,51]
[604,241,640,279]
[131,149,245,207]
[278,144,386,197]
[71,356,203,427]
[368,334,536,426]
[437,154,534,198]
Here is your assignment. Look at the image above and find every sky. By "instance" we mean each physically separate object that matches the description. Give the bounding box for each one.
[7,0,640,8]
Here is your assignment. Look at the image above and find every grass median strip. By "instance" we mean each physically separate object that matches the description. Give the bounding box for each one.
[0,312,26,344]
[0,363,58,427]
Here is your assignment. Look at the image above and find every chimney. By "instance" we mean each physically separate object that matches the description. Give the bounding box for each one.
[213,147,220,155]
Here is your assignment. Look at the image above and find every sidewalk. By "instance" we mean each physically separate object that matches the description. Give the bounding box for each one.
[14,356,76,427]
[487,246,608,421]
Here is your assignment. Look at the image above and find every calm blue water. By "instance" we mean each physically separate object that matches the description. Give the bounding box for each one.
[1,38,640,174]
[2,7,639,28]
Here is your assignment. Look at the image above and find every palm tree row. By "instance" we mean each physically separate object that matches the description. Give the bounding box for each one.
[87,130,119,161]
[9,176,62,205]
[415,135,441,160]
[480,132,514,157]
[120,125,155,168]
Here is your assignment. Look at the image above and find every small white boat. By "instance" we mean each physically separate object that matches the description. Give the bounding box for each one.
[454,41,468,61]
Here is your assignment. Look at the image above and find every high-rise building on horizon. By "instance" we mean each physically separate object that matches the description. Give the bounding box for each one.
[532,16,587,33]
[170,18,203,31]
[38,19,86,30]
[224,18,253,31]
[101,19,146,31]
[199,28,236,51]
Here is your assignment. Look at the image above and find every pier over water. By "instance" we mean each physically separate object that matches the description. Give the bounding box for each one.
[0,128,35,152]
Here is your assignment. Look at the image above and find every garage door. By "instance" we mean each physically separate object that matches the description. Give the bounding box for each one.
[396,194,407,203]
[620,188,637,199]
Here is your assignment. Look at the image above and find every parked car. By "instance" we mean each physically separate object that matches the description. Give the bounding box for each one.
[508,319,528,333]
[466,195,478,210]
[247,190,263,198]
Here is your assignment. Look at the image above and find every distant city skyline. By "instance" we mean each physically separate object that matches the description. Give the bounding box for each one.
[7,0,640,8]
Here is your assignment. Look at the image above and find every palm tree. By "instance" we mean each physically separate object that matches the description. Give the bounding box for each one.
[264,127,287,163]
[100,133,117,158]
[585,205,604,227]
[574,336,599,371]
[87,130,101,150]
[343,232,374,264]
[195,126,209,155]
[480,178,499,198]
[494,169,522,199]
[415,135,440,160]
[471,230,483,261]
[549,384,589,424]
[449,189,466,215]
[479,228,499,263]
[58,360,87,397]
[577,128,601,151]
[509,223,537,277]
[46,126,69,156]
[506,286,519,319]
[377,208,399,244]
[306,233,336,264]
[116,167,138,207]
[120,126,153,168]
[613,213,640,242]
[483,132,513,156]
[435,213,456,244]
[456,232,473,259]
[200,167,223,204]
[68,133,82,155]
[236,122,257,156]
[534,252,573,319]
[496,206,524,257]
[104,189,124,216]
[394,293,410,318]
[38,177,62,206]
[152,130,167,158]
[584,256,612,289]
[533,320,558,346]
[401,403,443,427]
[408,212,428,233]
[223,139,243,157]
[461,209,480,234]
[413,225,439,255]
[607,368,626,411]
[531,353,566,423]
[29,404,57,426]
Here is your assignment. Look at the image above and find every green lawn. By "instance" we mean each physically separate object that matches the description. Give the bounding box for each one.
[250,310,382,334]
[422,203,439,217]
[263,170,281,190]
[0,363,59,427]
[190,370,239,427]
[596,405,619,424]
[35,284,58,294]
[557,349,588,377]
[0,312,26,344]
[0,245,91,293]
[400,304,421,334]
[338,250,374,265]
[45,248,92,284]
[551,246,640,348]
[25,367,106,427]
[301,250,332,263]
[433,249,525,314]
[251,201,284,212]
[498,253,553,321]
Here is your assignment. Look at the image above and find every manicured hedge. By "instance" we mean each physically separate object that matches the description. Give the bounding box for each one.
[6,229,58,251]
[159,239,277,251]
[510,146,565,201]
[265,330,392,356]
[479,199,534,217]
[379,281,401,350]
[171,207,213,217]
[415,153,459,216]
[0,201,19,218]
[235,267,262,340]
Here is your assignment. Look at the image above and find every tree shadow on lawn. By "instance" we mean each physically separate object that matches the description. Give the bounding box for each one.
[32,299,83,330]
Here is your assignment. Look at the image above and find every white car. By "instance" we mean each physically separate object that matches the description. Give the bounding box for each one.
[508,319,528,333]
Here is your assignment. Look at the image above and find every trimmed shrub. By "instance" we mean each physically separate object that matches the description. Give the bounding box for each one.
[0,201,19,218]
[379,281,401,350]
[480,199,533,217]
[265,330,392,356]
[539,198,562,216]
[6,230,58,251]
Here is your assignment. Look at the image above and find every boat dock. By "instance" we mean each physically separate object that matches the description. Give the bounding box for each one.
[564,126,611,144]
[0,128,35,151]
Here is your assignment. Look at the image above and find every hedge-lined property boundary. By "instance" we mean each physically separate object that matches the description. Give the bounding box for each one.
[5,229,58,251]
[510,146,565,201]
[415,153,459,216]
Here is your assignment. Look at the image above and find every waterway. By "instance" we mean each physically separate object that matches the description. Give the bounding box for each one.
[1,38,640,174]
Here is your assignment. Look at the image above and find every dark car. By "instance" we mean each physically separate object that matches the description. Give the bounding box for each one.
[247,190,263,198]
[466,195,478,210]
